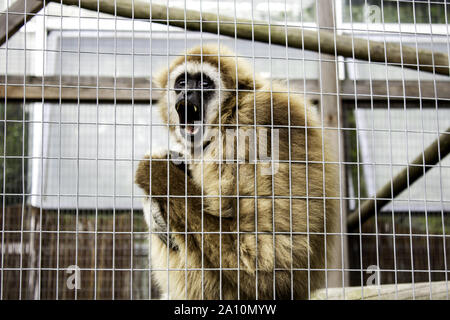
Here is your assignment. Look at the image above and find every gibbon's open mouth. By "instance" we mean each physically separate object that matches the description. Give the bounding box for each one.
[175,99,202,137]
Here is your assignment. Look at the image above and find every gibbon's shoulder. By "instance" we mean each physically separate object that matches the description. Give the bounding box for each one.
[239,81,319,128]
[153,44,262,91]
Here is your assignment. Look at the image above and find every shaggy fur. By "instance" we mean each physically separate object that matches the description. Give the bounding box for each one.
[135,45,339,299]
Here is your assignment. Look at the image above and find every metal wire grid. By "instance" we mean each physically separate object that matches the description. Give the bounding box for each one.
[0,0,449,299]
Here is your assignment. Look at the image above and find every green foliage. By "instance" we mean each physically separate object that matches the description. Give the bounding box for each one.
[0,103,28,199]
[345,110,368,201]
[376,213,450,235]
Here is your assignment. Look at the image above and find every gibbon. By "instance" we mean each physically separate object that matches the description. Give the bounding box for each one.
[135,45,339,300]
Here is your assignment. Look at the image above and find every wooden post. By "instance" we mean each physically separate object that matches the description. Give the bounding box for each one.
[0,0,45,46]
[317,0,349,291]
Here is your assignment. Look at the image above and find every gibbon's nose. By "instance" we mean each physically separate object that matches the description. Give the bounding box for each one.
[175,91,202,125]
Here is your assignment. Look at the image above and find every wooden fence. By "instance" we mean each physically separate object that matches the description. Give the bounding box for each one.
[0,204,159,299]
[2,203,448,299]
[349,214,450,286]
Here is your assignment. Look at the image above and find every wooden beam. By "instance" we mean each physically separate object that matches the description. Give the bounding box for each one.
[0,75,161,103]
[43,0,450,76]
[313,281,449,300]
[0,0,45,46]
[1,76,449,103]
[347,127,450,231]
[317,0,349,290]
[281,79,450,102]
[339,79,450,101]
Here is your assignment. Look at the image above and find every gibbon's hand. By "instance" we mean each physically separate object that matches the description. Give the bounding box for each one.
[135,150,193,197]
[135,150,208,234]
[135,151,243,270]
[135,150,235,221]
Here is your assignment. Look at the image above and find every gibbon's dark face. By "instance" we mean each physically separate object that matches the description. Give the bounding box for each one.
[173,72,215,138]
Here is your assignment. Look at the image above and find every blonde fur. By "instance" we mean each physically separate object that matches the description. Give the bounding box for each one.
[135,45,339,299]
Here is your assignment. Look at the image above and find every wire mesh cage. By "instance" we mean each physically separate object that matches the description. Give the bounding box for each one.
[0,0,449,300]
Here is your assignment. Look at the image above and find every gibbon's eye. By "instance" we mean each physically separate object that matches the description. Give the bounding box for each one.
[201,79,211,88]
[176,78,186,88]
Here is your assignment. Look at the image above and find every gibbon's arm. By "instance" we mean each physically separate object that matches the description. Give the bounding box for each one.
[135,153,283,275]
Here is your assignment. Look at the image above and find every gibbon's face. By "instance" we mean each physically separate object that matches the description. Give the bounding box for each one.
[173,71,215,138]
[167,62,224,146]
